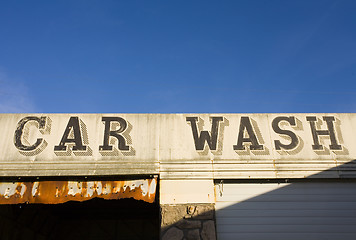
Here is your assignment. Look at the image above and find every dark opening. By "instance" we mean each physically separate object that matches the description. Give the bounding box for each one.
[0,197,159,240]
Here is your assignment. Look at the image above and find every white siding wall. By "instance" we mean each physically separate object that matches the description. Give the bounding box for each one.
[215,182,356,240]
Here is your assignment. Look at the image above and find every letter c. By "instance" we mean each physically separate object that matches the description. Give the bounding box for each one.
[14,116,47,151]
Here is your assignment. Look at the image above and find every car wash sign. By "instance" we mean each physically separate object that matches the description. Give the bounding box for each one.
[0,114,355,179]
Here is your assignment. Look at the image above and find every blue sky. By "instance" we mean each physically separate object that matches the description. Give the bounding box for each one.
[0,0,355,113]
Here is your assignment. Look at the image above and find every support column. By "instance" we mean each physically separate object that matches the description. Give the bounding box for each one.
[160,180,217,240]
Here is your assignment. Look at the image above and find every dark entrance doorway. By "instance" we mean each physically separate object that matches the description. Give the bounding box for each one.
[0,197,159,240]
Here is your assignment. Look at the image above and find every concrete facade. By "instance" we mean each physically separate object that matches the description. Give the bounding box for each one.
[0,113,356,239]
[0,113,354,178]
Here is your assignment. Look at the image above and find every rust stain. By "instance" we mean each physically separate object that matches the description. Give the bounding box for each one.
[0,177,157,204]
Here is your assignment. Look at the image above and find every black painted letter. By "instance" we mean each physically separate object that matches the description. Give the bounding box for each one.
[272,116,299,150]
[54,117,87,151]
[14,116,47,151]
[186,117,223,151]
[233,117,263,151]
[99,117,129,151]
[306,116,342,150]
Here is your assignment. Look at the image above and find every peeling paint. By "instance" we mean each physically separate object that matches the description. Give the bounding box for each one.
[0,177,157,204]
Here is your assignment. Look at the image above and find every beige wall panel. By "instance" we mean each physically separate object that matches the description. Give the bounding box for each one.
[160,180,214,204]
[0,114,159,176]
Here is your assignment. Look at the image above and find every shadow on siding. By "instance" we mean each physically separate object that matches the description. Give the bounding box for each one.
[215,160,356,240]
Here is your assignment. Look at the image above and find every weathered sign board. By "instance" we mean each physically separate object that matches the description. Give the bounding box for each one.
[0,177,157,204]
[0,114,355,179]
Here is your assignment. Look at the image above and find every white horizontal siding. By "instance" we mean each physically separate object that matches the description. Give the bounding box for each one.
[216,182,356,240]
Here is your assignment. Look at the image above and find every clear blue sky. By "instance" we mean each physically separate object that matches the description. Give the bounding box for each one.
[0,0,355,113]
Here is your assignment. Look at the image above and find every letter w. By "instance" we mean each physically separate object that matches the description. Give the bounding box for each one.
[186,117,223,151]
